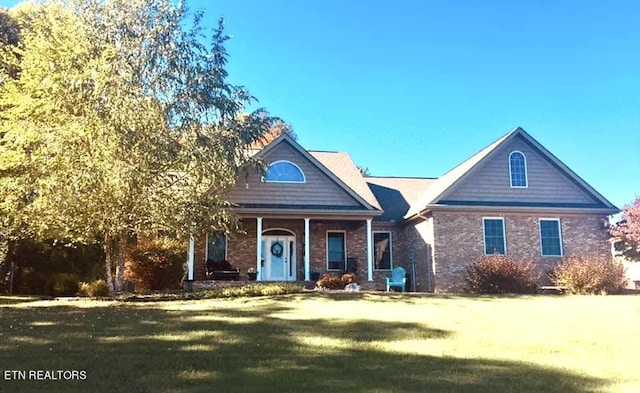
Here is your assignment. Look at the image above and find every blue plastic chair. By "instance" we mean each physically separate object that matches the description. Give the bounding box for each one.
[386,266,407,292]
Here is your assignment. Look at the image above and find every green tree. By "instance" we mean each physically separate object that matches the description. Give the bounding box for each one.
[0,0,272,291]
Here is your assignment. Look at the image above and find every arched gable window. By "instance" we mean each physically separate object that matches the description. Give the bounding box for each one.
[509,151,528,188]
[264,160,306,183]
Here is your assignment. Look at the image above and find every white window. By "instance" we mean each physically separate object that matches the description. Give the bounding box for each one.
[509,151,528,188]
[263,160,305,183]
[539,219,563,256]
[373,232,392,270]
[206,234,227,262]
[327,231,346,270]
[483,218,506,255]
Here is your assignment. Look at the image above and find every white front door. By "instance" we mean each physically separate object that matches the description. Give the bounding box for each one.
[262,236,296,281]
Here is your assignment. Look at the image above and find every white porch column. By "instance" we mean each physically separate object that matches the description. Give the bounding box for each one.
[366,219,373,281]
[256,217,263,281]
[304,218,310,281]
[187,234,195,280]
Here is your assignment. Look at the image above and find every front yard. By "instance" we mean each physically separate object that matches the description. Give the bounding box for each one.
[0,293,638,392]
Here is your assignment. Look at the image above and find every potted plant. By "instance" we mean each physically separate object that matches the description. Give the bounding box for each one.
[310,268,321,282]
[247,267,257,281]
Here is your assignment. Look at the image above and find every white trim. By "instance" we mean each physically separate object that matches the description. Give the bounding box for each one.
[326,230,347,271]
[508,150,528,188]
[538,218,564,257]
[373,231,393,271]
[366,219,373,281]
[482,217,507,255]
[304,218,310,281]
[205,233,228,262]
[263,160,306,183]
[256,217,263,281]
[262,227,296,236]
[187,234,195,280]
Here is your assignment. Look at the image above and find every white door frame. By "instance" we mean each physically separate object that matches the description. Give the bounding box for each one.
[262,233,296,281]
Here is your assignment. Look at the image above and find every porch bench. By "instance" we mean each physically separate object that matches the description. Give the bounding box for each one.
[206,259,240,281]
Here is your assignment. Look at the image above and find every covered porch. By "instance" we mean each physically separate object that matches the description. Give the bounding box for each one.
[186,213,380,284]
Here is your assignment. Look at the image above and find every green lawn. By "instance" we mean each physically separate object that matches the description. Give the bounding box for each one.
[0,293,638,393]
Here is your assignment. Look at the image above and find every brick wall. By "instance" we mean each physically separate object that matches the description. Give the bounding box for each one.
[429,211,611,292]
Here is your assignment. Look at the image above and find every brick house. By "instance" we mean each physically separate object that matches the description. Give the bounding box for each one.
[185,127,618,292]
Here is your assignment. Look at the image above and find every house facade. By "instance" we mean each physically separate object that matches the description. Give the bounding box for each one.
[186,128,618,292]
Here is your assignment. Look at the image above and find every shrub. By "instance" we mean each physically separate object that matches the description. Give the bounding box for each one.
[78,279,111,297]
[465,254,540,294]
[122,283,304,302]
[316,273,358,290]
[51,273,80,296]
[552,255,627,295]
[124,237,186,291]
[316,273,346,290]
[341,272,357,285]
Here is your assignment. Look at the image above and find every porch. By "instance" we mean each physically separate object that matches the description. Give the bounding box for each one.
[186,216,382,284]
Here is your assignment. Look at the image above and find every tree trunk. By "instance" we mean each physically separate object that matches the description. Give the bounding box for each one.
[104,233,115,292]
[114,229,127,292]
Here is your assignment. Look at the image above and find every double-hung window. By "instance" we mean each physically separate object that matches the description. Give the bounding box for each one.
[207,234,227,262]
[373,232,392,270]
[327,232,346,270]
[539,219,563,256]
[483,218,506,255]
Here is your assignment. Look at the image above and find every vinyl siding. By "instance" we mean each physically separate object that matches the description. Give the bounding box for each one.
[227,140,364,207]
[443,135,597,204]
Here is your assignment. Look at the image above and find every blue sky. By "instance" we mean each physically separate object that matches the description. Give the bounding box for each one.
[2,0,638,208]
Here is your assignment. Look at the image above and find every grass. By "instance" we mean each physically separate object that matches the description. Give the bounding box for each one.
[0,292,639,393]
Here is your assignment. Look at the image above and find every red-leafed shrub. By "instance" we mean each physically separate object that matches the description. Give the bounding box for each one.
[465,254,540,294]
[316,273,359,290]
[552,255,627,295]
[124,237,186,291]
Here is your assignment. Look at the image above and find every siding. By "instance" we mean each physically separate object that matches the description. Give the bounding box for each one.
[227,141,364,207]
[443,135,597,204]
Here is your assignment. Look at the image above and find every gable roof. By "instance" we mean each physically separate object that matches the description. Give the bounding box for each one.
[366,177,436,221]
[310,151,382,210]
[405,127,618,218]
[258,134,381,212]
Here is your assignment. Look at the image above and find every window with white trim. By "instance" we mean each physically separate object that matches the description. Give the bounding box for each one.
[206,234,227,262]
[483,218,506,255]
[509,151,528,188]
[539,219,563,256]
[264,160,305,183]
[373,232,392,270]
[327,231,346,270]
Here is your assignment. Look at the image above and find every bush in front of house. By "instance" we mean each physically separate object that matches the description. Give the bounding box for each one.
[465,254,540,294]
[124,237,186,291]
[552,255,627,295]
[316,272,358,290]
[78,279,111,297]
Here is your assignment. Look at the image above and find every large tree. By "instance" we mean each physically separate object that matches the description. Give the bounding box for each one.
[0,0,272,291]
[610,197,640,260]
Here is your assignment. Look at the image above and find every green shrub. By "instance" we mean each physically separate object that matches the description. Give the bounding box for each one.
[121,283,304,302]
[78,279,111,297]
[552,255,627,295]
[125,237,186,291]
[465,254,540,294]
[51,273,80,296]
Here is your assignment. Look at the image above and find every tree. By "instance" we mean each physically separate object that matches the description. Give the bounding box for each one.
[0,7,21,79]
[0,0,272,291]
[610,197,640,260]
[251,118,296,148]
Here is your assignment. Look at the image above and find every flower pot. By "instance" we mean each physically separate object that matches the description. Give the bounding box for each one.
[248,272,257,281]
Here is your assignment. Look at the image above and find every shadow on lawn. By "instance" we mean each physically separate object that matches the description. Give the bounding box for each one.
[0,300,608,393]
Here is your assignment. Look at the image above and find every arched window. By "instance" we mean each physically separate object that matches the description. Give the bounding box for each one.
[263,160,306,183]
[509,151,528,188]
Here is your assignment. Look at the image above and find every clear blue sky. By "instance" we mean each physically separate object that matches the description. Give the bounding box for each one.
[2,0,638,208]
